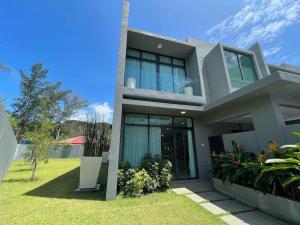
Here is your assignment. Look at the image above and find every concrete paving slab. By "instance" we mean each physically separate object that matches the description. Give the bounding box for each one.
[171,181,214,193]
[186,193,207,203]
[213,199,253,214]
[172,187,193,195]
[200,202,228,215]
[221,211,287,225]
[196,191,230,202]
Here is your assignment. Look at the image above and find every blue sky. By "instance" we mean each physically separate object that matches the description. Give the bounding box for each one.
[1,0,299,122]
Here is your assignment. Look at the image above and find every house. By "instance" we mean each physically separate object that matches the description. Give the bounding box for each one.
[106,1,300,200]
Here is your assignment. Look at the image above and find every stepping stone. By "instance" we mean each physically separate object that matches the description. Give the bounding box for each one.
[186,193,207,203]
[221,210,286,225]
[172,188,193,195]
[171,181,213,193]
[196,191,230,202]
[200,202,228,215]
[200,200,253,215]
[212,200,253,214]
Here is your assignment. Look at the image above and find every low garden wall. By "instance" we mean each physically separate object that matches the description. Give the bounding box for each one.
[15,144,109,163]
[213,178,300,225]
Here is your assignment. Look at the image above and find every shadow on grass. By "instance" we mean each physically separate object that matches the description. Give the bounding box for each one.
[24,164,108,201]
[10,168,32,173]
[3,178,32,183]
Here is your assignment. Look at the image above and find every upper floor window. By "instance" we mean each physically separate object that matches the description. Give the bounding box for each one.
[124,48,199,96]
[224,49,258,89]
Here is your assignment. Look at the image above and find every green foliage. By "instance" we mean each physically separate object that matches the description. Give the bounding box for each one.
[23,120,56,181]
[117,155,172,197]
[12,63,87,180]
[123,169,151,198]
[211,134,300,201]
[83,114,111,157]
[12,63,87,142]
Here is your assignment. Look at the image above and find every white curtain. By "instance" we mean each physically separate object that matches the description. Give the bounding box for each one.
[141,61,157,90]
[149,127,161,157]
[125,58,140,88]
[159,64,173,93]
[173,67,185,94]
[123,125,148,168]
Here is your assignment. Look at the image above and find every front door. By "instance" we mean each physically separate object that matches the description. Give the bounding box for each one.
[161,128,197,180]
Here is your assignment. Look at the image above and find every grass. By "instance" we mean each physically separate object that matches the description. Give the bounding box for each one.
[0,159,226,225]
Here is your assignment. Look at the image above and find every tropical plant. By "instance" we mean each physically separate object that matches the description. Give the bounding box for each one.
[211,134,300,201]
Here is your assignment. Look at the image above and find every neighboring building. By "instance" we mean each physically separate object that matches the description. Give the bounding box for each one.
[59,136,86,145]
[106,1,300,200]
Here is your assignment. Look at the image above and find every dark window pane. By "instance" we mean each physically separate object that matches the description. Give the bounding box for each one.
[174,117,192,127]
[173,58,184,66]
[125,114,148,125]
[224,50,243,80]
[126,49,140,58]
[149,115,172,126]
[239,54,257,82]
[142,52,156,61]
[160,56,171,64]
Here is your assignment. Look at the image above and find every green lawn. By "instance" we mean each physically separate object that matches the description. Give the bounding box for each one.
[0,159,225,225]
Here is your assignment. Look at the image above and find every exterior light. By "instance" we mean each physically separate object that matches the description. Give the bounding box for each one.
[157,44,162,49]
[180,111,186,115]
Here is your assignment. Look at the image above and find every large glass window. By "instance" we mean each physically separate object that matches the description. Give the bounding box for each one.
[125,48,199,95]
[123,113,197,179]
[224,49,258,88]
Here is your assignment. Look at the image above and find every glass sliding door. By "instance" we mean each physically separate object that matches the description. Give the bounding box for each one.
[123,113,197,179]
[174,129,196,179]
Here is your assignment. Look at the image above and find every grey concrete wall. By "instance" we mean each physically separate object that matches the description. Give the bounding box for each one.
[15,144,110,162]
[204,44,231,102]
[106,0,129,200]
[249,43,270,77]
[202,95,287,149]
[0,103,18,183]
[282,124,300,143]
[222,131,261,154]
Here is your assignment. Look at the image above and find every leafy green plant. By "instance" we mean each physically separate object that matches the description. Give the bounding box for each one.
[123,169,151,198]
[117,154,172,197]
[211,133,300,201]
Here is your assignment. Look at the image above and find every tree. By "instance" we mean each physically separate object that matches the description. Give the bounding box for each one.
[12,63,88,180]
[12,63,87,142]
[0,63,11,73]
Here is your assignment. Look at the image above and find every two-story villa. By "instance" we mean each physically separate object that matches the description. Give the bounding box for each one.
[106,1,300,200]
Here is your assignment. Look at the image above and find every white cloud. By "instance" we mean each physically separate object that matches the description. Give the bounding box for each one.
[206,0,300,47]
[263,46,282,57]
[70,102,113,123]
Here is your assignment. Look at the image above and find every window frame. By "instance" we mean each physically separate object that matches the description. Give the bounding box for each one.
[122,112,198,180]
[223,48,259,88]
[125,48,187,93]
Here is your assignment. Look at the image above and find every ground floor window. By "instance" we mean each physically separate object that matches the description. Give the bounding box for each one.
[123,113,197,179]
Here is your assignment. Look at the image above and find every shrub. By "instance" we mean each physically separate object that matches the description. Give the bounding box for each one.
[211,134,300,202]
[117,154,173,197]
[123,169,151,198]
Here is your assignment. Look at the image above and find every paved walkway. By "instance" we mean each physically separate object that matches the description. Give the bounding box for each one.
[171,180,288,225]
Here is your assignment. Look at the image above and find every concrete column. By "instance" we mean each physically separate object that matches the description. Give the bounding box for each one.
[251,95,286,149]
[106,0,129,200]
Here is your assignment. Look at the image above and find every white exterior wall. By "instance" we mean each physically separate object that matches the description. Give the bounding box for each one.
[0,103,18,183]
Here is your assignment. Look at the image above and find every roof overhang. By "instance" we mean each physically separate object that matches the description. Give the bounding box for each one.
[127,28,195,58]
[204,71,300,112]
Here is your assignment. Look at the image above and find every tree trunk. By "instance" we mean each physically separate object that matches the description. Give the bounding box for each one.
[31,160,37,181]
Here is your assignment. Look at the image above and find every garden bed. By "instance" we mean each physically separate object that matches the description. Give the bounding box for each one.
[213,178,300,225]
